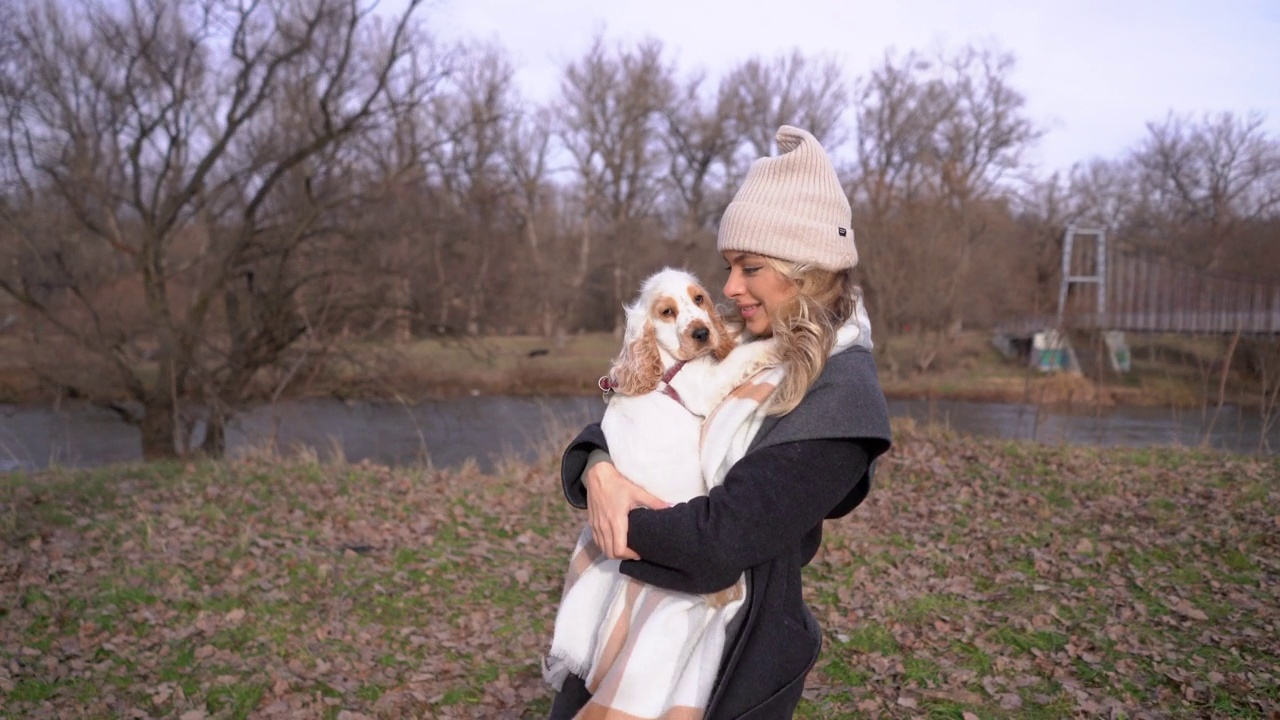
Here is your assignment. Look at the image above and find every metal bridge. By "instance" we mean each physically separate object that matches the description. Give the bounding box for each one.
[1001,227,1280,337]
[993,228,1279,373]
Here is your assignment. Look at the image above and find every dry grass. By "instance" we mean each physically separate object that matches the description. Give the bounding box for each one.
[0,330,1268,410]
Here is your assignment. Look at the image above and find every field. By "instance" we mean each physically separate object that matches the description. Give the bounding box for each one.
[253,331,1280,411]
[2,422,1277,718]
[0,330,1267,411]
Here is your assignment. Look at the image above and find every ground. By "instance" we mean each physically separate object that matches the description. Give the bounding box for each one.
[2,423,1277,718]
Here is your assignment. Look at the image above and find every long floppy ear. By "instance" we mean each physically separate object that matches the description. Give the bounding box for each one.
[709,304,738,361]
[609,321,663,395]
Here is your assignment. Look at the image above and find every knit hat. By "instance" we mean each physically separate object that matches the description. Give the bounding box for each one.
[717,125,857,270]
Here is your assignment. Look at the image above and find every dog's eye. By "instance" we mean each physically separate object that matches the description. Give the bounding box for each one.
[661,308,674,317]
[693,294,704,304]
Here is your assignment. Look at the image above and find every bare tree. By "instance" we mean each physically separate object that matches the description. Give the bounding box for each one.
[420,42,519,335]
[660,71,742,274]
[504,105,573,341]
[1130,111,1280,274]
[850,44,1040,371]
[0,0,442,458]
[1067,158,1142,231]
[724,50,850,157]
[558,34,675,331]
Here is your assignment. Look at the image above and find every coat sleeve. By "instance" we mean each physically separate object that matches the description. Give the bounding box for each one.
[618,438,870,594]
[560,422,607,509]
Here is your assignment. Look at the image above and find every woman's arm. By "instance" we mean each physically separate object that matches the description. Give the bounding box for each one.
[584,460,668,560]
[560,423,608,509]
[619,438,870,594]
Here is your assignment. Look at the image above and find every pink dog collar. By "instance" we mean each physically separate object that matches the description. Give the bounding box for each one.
[597,360,687,403]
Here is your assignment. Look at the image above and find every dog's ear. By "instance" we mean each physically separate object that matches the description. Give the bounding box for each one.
[709,306,737,361]
[610,322,663,395]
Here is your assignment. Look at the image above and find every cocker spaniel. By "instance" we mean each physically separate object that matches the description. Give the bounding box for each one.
[598,267,777,500]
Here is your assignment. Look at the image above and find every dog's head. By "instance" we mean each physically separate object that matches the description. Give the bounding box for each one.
[609,268,736,395]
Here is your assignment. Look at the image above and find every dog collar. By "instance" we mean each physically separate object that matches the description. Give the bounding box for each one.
[661,360,687,385]
[598,360,688,402]
[660,360,687,406]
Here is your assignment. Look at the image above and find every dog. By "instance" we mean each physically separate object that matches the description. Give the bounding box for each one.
[597,267,778,501]
[544,268,778,710]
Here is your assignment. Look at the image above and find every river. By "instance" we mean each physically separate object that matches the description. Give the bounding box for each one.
[1,395,1276,473]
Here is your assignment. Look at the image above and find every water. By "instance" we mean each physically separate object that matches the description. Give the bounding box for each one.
[1,395,1276,473]
[889,398,1278,453]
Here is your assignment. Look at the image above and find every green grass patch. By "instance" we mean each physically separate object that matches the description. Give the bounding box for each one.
[839,623,900,655]
[992,627,1068,655]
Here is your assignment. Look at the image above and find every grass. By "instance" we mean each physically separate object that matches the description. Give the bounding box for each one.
[1,424,1277,718]
[2,330,1270,410]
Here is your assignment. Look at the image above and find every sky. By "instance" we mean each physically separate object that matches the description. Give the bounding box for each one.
[410,0,1280,174]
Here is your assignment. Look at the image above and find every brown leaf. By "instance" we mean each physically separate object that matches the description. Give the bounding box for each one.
[921,688,984,704]
[1171,599,1209,621]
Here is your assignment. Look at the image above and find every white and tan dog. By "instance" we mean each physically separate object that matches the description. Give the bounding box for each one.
[597,267,777,501]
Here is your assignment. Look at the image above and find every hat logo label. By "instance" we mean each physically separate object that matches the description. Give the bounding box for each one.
[838,227,847,237]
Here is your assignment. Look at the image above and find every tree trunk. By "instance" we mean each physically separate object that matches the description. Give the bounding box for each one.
[612,263,624,337]
[201,408,228,458]
[140,399,178,459]
[390,275,412,344]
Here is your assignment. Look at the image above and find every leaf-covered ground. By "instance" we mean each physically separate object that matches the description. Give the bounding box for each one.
[2,424,1277,719]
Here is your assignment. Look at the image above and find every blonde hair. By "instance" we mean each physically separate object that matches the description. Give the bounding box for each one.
[738,258,858,415]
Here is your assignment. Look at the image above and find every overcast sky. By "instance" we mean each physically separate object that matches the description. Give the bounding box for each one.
[415,0,1280,174]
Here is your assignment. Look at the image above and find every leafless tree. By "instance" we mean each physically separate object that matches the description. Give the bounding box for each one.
[850,44,1040,371]
[558,34,676,331]
[504,105,573,341]
[420,42,519,335]
[1130,111,1280,275]
[0,0,442,458]
[723,50,850,157]
[660,71,743,276]
[1067,158,1142,230]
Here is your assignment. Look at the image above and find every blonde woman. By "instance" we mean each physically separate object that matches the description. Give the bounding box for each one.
[550,126,892,720]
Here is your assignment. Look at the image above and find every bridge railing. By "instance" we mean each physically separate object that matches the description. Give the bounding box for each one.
[1046,246,1280,336]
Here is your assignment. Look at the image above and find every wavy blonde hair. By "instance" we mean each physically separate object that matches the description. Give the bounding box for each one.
[730,258,858,416]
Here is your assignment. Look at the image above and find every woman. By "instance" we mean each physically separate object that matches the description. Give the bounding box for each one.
[550,126,892,720]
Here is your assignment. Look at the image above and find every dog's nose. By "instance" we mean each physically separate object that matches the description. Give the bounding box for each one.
[692,327,709,343]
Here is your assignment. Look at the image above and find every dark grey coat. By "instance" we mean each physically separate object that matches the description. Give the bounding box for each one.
[560,345,892,719]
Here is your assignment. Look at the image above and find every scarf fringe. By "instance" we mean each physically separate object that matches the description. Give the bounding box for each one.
[543,649,590,692]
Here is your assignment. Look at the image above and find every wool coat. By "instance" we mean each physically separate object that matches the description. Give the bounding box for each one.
[560,345,892,719]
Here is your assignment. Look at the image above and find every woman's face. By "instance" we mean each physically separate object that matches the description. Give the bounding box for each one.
[722,251,798,338]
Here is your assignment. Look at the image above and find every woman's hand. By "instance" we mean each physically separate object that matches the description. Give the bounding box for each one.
[584,461,669,560]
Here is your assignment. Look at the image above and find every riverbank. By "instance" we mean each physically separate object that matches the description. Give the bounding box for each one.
[332,330,1268,411]
[0,331,1269,413]
[2,425,1276,718]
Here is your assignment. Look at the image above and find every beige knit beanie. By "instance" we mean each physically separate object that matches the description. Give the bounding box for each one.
[717,125,857,270]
